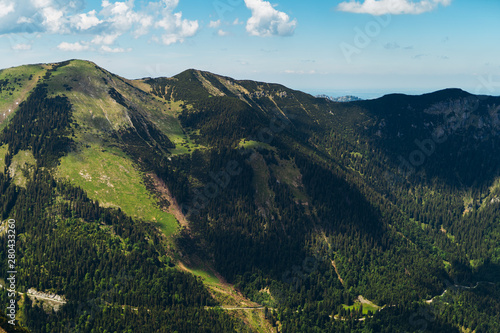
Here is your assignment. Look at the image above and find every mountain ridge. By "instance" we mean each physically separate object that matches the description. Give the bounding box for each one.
[0,59,499,333]
[3,59,489,102]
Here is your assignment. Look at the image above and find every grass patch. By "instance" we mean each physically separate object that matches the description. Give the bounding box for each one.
[0,65,45,131]
[342,302,379,315]
[189,267,221,285]
[270,156,309,203]
[342,296,380,315]
[164,101,202,155]
[0,144,8,171]
[9,150,36,188]
[238,139,274,151]
[56,144,179,237]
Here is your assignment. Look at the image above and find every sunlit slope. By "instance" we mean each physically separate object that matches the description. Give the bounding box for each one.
[0,64,46,131]
[39,60,181,237]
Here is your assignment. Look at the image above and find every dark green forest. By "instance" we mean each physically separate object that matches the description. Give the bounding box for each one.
[0,61,499,332]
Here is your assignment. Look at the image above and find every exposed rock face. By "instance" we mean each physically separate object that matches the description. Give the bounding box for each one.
[423,97,500,140]
[27,288,66,303]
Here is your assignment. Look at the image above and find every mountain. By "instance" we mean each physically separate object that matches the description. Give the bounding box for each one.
[0,60,499,333]
[317,94,363,102]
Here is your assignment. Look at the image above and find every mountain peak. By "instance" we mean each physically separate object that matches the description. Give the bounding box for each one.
[422,87,472,99]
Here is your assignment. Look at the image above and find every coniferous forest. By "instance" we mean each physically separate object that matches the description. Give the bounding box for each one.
[0,60,499,332]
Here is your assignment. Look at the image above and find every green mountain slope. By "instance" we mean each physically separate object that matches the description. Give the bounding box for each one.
[0,60,499,333]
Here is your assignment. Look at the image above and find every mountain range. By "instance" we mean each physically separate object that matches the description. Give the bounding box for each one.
[0,59,499,333]
[316,95,363,102]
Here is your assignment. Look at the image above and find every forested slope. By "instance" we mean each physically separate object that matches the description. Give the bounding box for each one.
[0,60,498,332]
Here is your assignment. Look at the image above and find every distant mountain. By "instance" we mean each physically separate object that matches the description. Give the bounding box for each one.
[317,94,363,102]
[0,60,499,333]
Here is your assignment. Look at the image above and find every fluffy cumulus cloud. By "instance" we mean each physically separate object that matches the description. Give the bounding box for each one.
[155,11,198,45]
[71,10,102,30]
[337,0,452,15]
[0,0,15,18]
[244,0,296,37]
[99,0,153,38]
[0,0,199,50]
[40,6,66,33]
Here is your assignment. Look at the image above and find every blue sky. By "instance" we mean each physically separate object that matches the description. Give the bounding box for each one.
[0,0,499,98]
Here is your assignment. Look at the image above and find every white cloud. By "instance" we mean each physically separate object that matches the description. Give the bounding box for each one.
[209,19,221,28]
[233,18,242,25]
[12,43,31,50]
[0,0,15,18]
[31,0,51,9]
[99,0,153,37]
[57,41,89,51]
[97,0,198,45]
[337,0,452,15]
[17,16,33,24]
[71,10,101,30]
[91,33,121,45]
[244,0,296,37]
[41,6,66,33]
[159,0,179,11]
[100,45,130,53]
[0,0,199,49]
[218,29,228,36]
[156,11,198,45]
[134,15,154,37]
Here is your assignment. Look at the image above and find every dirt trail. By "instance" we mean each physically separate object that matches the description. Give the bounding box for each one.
[425,281,495,304]
[179,260,275,332]
[147,173,273,331]
[331,260,345,286]
[211,306,266,311]
[178,253,272,310]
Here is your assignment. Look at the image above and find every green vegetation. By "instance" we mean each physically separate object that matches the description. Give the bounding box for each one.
[56,144,179,237]
[248,152,275,211]
[238,139,274,151]
[0,308,30,332]
[8,150,35,188]
[1,60,500,332]
[186,266,221,285]
[159,101,192,148]
[341,298,380,315]
[0,65,45,132]
[0,60,247,332]
[269,155,309,203]
[0,144,8,171]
